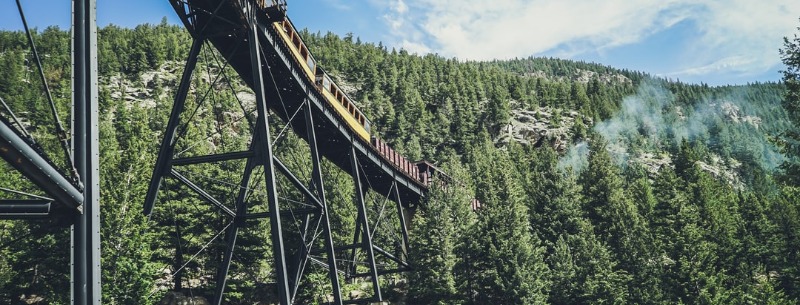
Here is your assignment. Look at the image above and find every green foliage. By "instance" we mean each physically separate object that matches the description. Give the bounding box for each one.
[455,144,550,304]
[0,20,798,305]
[781,18,800,183]
[407,161,475,305]
[517,145,630,304]
[99,100,161,305]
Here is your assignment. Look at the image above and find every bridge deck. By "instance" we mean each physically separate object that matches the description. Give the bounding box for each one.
[172,0,427,206]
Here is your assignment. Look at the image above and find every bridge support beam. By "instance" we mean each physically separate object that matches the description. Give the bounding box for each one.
[0,200,52,219]
[212,157,256,305]
[350,144,383,302]
[144,37,204,216]
[71,0,101,303]
[394,182,410,261]
[305,100,344,305]
[0,121,83,213]
[246,4,291,304]
[145,1,416,303]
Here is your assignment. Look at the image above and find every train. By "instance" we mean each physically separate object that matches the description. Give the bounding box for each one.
[271,17,449,190]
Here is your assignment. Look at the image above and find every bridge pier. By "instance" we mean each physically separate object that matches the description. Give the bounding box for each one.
[144,0,419,303]
[394,182,410,263]
[245,2,292,303]
[303,100,344,304]
[350,144,383,302]
[0,1,101,303]
[71,0,101,303]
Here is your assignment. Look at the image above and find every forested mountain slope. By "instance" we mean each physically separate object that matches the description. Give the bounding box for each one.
[0,22,799,304]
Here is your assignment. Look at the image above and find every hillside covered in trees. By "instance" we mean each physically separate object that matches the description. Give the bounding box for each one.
[1,20,800,304]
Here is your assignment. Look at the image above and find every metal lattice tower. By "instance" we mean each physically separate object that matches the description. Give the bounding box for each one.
[1,1,431,304]
[0,0,100,304]
[144,1,424,304]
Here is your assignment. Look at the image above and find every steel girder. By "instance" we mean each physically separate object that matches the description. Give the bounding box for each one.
[145,1,414,304]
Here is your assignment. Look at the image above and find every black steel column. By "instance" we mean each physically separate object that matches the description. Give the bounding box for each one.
[350,145,382,301]
[305,101,343,304]
[144,38,204,216]
[348,205,363,278]
[71,0,100,303]
[289,214,313,301]
[393,182,410,260]
[246,3,291,303]
[213,157,256,305]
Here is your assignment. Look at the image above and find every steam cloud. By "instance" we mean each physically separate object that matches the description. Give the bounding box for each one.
[558,81,786,173]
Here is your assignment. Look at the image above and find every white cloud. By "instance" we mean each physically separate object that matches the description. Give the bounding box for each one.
[388,0,696,60]
[393,0,408,14]
[374,0,800,81]
[400,39,432,55]
[668,56,756,77]
[674,0,800,78]
[382,1,405,32]
[380,0,430,53]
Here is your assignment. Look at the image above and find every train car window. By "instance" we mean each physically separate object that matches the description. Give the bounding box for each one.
[282,21,289,32]
[293,35,301,48]
[300,46,307,58]
[323,77,331,92]
[307,56,315,72]
[364,121,371,133]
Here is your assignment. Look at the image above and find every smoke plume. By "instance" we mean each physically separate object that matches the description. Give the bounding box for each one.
[559,81,786,173]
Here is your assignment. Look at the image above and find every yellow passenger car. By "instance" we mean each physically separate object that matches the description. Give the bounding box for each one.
[272,18,371,141]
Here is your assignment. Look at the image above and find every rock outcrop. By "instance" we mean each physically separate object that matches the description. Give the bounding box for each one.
[495,107,587,152]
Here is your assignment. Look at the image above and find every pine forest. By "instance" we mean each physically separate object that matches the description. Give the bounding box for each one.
[1,19,800,304]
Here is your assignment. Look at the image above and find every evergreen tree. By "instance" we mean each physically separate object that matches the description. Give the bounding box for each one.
[456,145,549,304]
[407,161,475,305]
[774,187,800,299]
[580,138,649,276]
[780,18,800,182]
[538,169,630,305]
[650,167,732,303]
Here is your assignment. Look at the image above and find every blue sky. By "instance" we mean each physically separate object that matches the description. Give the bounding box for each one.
[2,0,799,86]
